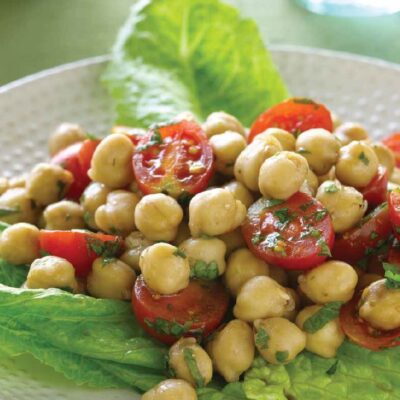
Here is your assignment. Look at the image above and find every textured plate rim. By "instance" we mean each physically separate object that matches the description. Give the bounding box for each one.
[1,45,399,95]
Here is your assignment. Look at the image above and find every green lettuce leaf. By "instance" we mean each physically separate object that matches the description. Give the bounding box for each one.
[102,0,288,128]
[0,258,28,288]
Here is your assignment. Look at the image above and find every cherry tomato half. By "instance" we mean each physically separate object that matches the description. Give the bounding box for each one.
[242,192,335,270]
[389,188,400,239]
[382,133,400,168]
[132,276,229,345]
[248,98,333,143]
[340,293,400,351]
[332,203,392,265]
[39,230,124,278]
[132,120,214,199]
[361,166,388,208]
[51,139,99,200]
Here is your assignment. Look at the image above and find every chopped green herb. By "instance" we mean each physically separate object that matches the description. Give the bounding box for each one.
[86,237,121,259]
[314,209,328,221]
[255,327,269,350]
[251,233,265,245]
[39,249,51,257]
[317,237,332,257]
[297,147,311,155]
[326,360,339,375]
[85,131,98,140]
[370,231,379,240]
[356,258,368,271]
[275,350,289,363]
[177,191,192,207]
[324,183,339,194]
[144,317,192,337]
[0,207,20,217]
[358,151,370,166]
[101,257,116,266]
[303,302,343,333]
[57,180,66,199]
[83,211,92,226]
[200,233,214,240]
[383,262,400,289]
[293,98,317,105]
[190,260,219,280]
[136,130,163,151]
[300,201,314,212]
[263,199,284,208]
[274,208,291,224]
[173,248,187,259]
[396,227,400,234]
[183,348,205,387]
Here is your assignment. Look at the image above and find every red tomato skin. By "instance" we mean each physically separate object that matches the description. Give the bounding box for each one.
[248,98,333,143]
[332,203,392,264]
[39,230,123,278]
[340,294,400,351]
[389,189,400,239]
[361,166,388,208]
[242,192,335,270]
[132,276,230,345]
[382,133,400,168]
[51,139,99,200]
[132,120,214,198]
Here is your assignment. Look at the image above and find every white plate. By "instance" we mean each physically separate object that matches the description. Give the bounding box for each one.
[0,46,400,400]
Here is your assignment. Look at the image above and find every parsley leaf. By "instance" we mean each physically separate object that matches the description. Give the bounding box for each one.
[383,262,400,289]
[370,231,379,240]
[190,260,219,280]
[255,327,269,350]
[251,233,265,245]
[86,237,122,258]
[274,208,291,224]
[317,237,332,257]
[359,151,370,166]
[136,130,163,151]
[0,207,20,217]
[275,350,289,363]
[144,317,193,336]
[183,348,205,387]
[173,249,187,259]
[263,199,284,208]
[293,98,317,105]
[324,183,339,193]
[314,209,328,221]
[303,302,343,333]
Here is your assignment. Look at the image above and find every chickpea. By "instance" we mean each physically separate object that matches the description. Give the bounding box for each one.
[8,174,27,189]
[111,125,147,143]
[26,256,78,292]
[268,265,289,286]
[81,182,111,229]
[120,231,154,272]
[189,188,246,237]
[88,134,134,189]
[298,260,358,304]
[217,228,246,255]
[234,134,282,191]
[179,237,226,276]
[336,141,379,188]
[26,163,73,206]
[258,151,308,200]
[224,248,269,296]
[0,177,8,195]
[371,142,395,175]
[142,379,197,400]
[262,128,295,151]
[295,129,340,175]
[169,338,213,386]
[135,194,183,241]
[174,222,191,246]
[209,131,246,176]
[48,122,86,156]
[174,111,198,123]
[296,305,344,358]
[206,320,254,382]
[0,223,39,265]
[391,167,400,185]
[283,288,301,321]
[305,169,319,196]
[316,180,366,233]
[359,279,400,330]
[203,111,246,138]
[139,243,190,295]
[222,180,254,209]
[95,190,140,236]
[0,188,39,224]
[234,276,294,322]
[334,122,369,145]
[87,258,136,300]
[44,201,85,230]
[254,318,306,364]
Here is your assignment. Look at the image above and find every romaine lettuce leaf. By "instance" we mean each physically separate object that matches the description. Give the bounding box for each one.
[102,0,288,128]
[0,258,28,287]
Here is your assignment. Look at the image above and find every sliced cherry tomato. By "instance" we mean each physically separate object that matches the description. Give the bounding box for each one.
[51,139,99,200]
[242,192,335,270]
[111,126,146,146]
[389,188,400,239]
[361,166,388,208]
[132,276,229,345]
[332,203,392,264]
[382,133,400,167]
[132,120,214,199]
[39,230,124,278]
[248,98,333,143]
[340,293,400,351]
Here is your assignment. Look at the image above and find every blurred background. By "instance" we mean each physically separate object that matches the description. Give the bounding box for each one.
[0,0,399,85]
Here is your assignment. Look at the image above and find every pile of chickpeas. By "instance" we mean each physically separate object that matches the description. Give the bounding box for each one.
[1,111,400,400]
